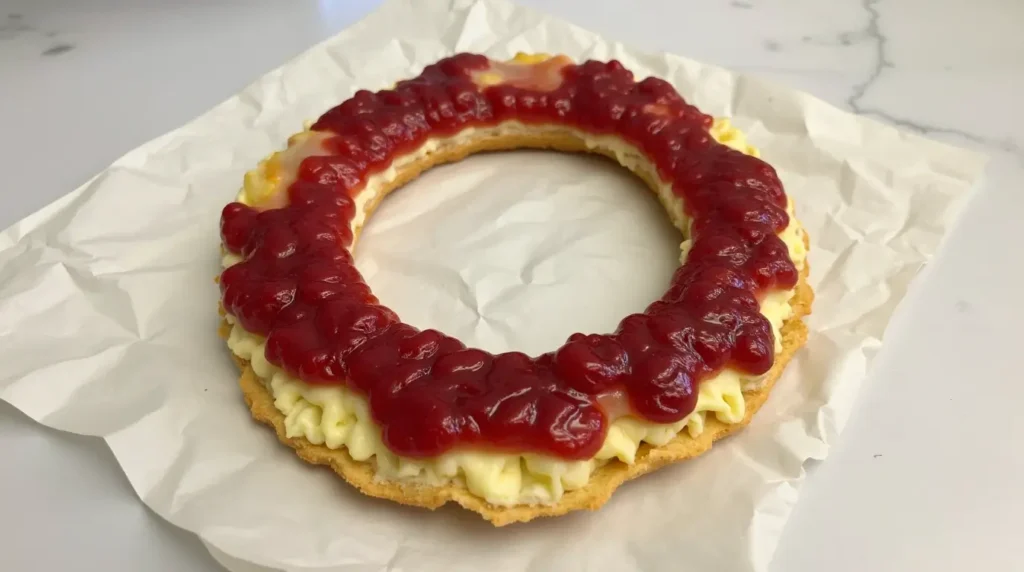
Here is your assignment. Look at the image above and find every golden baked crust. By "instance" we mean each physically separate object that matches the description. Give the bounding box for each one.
[220,132,814,526]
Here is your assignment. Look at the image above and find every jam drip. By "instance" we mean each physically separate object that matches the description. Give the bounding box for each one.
[220,53,797,460]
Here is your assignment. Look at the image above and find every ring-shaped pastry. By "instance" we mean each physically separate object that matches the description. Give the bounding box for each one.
[218,53,812,525]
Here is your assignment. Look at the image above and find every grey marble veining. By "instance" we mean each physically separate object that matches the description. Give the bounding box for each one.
[843,0,1023,161]
[0,11,73,55]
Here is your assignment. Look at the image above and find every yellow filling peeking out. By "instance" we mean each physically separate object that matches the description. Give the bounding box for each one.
[710,117,759,158]
[511,52,553,64]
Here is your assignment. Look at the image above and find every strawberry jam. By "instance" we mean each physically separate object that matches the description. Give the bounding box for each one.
[220,53,797,460]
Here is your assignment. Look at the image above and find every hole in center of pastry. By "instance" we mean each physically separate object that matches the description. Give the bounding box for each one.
[354,150,680,356]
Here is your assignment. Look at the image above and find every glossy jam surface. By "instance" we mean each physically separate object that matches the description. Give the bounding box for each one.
[220,54,797,460]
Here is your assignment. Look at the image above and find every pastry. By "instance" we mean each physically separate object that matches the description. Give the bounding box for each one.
[218,53,812,525]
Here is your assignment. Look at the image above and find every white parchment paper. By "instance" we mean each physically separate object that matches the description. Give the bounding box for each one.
[0,0,987,570]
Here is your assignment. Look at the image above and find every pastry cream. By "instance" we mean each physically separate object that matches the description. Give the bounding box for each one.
[222,119,806,506]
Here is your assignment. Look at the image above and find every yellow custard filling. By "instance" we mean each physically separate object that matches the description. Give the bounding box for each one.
[222,75,806,506]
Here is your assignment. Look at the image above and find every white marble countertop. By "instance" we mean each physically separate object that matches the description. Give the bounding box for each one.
[2,1,1022,570]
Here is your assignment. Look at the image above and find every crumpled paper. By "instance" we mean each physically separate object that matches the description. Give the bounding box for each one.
[0,0,987,570]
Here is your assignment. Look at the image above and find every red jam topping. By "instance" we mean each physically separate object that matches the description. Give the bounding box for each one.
[220,54,797,460]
